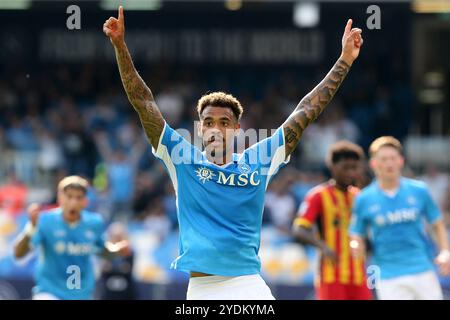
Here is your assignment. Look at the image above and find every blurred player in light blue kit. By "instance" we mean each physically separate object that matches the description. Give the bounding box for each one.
[13,176,130,300]
[350,137,450,300]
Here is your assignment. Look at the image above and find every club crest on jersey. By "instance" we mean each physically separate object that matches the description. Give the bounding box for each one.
[54,230,66,238]
[85,230,95,239]
[238,163,251,174]
[407,196,416,205]
[195,167,215,183]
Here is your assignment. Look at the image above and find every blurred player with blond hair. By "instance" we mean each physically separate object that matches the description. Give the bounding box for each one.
[13,176,130,300]
[350,137,450,300]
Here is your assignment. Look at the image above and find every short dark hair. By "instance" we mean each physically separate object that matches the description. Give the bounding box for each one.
[58,176,89,194]
[326,140,365,167]
[197,91,244,121]
[369,136,403,158]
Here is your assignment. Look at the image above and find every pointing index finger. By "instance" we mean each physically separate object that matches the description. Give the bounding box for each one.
[118,5,124,22]
[344,19,352,35]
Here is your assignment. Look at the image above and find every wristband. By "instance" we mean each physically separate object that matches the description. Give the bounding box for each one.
[24,222,36,237]
[438,249,450,262]
[440,249,450,257]
[349,240,359,249]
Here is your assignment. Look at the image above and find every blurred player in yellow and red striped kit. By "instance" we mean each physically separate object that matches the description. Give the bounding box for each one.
[292,141,372,300]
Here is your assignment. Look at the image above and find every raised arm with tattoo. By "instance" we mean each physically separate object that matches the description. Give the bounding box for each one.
[103,6,164,149]
[283,19,363,156]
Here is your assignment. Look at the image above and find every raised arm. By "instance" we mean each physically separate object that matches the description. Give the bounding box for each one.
[283,19,363,156]
[103,6,164,149]
[13,204,40,259]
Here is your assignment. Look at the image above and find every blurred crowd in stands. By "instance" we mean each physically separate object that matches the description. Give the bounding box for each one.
[0,61,449,239]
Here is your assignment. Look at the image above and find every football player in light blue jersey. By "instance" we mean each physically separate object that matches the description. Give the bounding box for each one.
[13,176,130,300]
[104,6,364,299]
[350,137,450,300]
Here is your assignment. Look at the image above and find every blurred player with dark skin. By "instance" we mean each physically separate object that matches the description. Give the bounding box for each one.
[350,137,450,300]
[13,176,130,300]
[104,6,363,299]
[292,141,372,300]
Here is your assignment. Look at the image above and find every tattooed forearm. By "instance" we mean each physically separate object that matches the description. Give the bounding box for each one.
[114,42,164,149]
[283,58,351,156]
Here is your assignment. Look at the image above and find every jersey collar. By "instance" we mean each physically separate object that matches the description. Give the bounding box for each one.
[376,177,405,198]
[201,151,239,169]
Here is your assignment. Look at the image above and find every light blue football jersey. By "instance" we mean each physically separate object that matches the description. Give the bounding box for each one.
[31,208,106,299]
[152,122,289,276]
[350,178,441,279]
